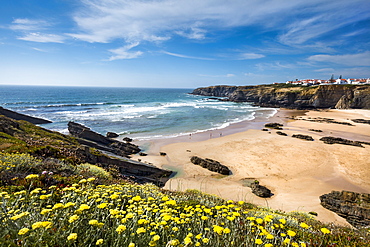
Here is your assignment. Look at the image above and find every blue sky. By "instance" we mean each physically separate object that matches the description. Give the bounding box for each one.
[1,0,369,88]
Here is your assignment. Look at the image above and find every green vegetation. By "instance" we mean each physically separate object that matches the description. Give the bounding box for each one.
[0,153,369,246]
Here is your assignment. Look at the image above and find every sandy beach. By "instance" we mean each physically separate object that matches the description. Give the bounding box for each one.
[133,109,370,226]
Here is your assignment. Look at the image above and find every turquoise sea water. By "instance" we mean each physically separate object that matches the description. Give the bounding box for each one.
[0,85,276,140]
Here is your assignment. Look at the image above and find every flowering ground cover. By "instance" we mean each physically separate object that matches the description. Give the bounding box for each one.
[0,153,369,246]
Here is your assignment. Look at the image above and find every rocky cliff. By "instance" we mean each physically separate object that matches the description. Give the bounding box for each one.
[191,84,370,109]
[320,190,370,228]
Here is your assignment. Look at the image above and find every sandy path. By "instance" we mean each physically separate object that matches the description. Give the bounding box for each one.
[133,109,370,226]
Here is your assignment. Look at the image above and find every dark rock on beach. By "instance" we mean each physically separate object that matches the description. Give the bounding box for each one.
[292,134,314,141]
[319,136,364,147]
[68,121,141,157]
[276,131,288,136]
[250,181,272,198]
[190,156,231,175]
[320,190,370,228]
[352,119,370,125]
[106,132,119,138]
[0,106,52,124]
[264,123,283,129]
[309,129,323,132]
[123,137,133,143]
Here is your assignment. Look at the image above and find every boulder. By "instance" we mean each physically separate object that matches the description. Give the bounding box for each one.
[264,123,283,129]
[190,156,231,175]
[292,134,314,141]
[276,131,288,136]
[123,137,133,143]
[320,190,370,228]
[106,132,119,138]
[250,181,272,198]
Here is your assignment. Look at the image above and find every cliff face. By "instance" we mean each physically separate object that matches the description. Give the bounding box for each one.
[191,84,370,109]
[320,190,370,228]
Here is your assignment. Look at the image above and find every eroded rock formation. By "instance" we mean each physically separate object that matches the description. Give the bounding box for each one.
[191,84,370,109]
[320,190,370,228]
[68,121,140,157]
[190,156,231,175]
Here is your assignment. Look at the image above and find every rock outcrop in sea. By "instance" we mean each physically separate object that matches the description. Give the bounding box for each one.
[191,84,370,109]
[320,190,370,228]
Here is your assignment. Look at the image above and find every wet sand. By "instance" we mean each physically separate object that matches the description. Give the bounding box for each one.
[132,109,370,226]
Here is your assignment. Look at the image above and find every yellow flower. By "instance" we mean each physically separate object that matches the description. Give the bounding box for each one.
[79,204,90,210]
[255,239,263,245]
[213,225,224,235]
[39,194,52,200]
[266,234,274,240]
[256,218,264,224]
[52,203,64,210]
[40,209,52,215]
[67,233,77,241]
[69,215,79,223]
[89,219,99,226]
[283,238,291,244]
[97,203,108,209]
[116,225,127,234]
[96,239,103,245]
[152,235,160,241]
[264,244,273,247]
[300,243,307,247]
[300,222,309,229]
[202,238,209,243]
[184,237,192,245]
[172,227,179,232]
[223,228,231,234]
[32,221,52,230]
[128,243,135,247]
[18,228,29,235]
[136,227,146,234]
[87,177,96,182]
[279,218,286,224]
[25,174,39,179]
[65,202,76,208]
[287,230,296,237]
[320,228,331,234]
[79,179,87,183]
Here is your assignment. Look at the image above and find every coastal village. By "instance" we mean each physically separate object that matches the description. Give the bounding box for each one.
[285,77,370,86]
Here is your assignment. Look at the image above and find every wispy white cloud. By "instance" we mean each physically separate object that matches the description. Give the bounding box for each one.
[162,51,215,60]
[10,18,66,43]
[10,18,49,31]
[70,0,370,46]
[238,53,265,60]
[108,42,143,60]
[199,73,235,78]
[18,33,65,43]
[308,51,370,67]
[256,61,297,71]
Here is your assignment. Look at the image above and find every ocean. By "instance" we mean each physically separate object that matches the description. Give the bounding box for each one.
[0,85,276,141]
